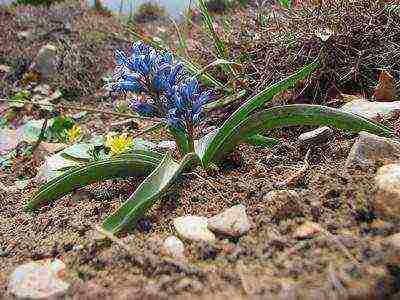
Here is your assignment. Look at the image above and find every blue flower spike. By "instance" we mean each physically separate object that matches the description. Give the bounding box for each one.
[108,41,212,152]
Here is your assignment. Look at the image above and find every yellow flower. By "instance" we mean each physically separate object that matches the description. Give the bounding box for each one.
[65,125,82,144]
[105,133,133,156]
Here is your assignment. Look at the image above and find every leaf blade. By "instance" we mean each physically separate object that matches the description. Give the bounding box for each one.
[26,150,163,210]
[198,104,393,163]
[102,152,197,234]
[197,61,319,167]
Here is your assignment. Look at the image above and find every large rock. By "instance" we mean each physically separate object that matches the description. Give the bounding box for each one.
[208,204,251,237]
[374,164,400,222]
[346,132,400,170]
[8,259,69,299]
[174,216,215,243]
[31,44,58,80]
[341,99,400,119]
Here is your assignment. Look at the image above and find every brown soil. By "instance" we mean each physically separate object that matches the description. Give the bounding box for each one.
[1,1,400,299]
[1,128,400,299]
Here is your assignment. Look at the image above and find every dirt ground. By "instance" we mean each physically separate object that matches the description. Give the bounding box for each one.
[1,1,400,299]
[2,126,400,299]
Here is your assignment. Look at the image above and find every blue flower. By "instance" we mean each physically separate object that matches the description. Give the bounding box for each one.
[109,41,212,136]
[130,100,156,117]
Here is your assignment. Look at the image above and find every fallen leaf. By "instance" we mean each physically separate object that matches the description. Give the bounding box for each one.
[374,70,396,102]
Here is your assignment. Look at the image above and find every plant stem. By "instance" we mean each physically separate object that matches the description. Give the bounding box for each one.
[186,120,195,153]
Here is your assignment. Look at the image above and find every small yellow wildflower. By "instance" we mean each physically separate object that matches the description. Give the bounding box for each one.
[105,133,134,156]
[65,125,82,144]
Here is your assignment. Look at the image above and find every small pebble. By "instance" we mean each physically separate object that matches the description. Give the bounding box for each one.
[208,204,251,237]
[8,259,69,299]
[162,236,185,260]
[293,221,322,239]
[174,216,215,243]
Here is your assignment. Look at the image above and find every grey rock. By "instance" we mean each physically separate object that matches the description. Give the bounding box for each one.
[346,132,400,170]
[162,235,185,259]
[374,164,400,222]
[298,126,333,146]
[341,99,400,119]
[174,216,215,243]
[17,30,35,41]
[208,204,251,237]
[31,44,58,80]
[8,259,69,299]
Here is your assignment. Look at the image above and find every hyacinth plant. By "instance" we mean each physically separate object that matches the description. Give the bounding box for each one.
[110,41,212,155]
[27,41,394,235]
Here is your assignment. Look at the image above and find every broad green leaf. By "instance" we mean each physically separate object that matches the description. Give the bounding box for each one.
[26,150,164,211]
[102,152,197,234]
[244,134,280,148]
[168,125,191,155]
[198,104,393,164]
[197,61,319,167]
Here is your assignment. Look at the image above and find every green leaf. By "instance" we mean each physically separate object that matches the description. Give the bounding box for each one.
[198,0,228,59]
[244,134,280,148]
[197,61,319,167]
[197,0,235,77]
[102,152,197,234]
[168,125,191,155]
[25,150,164,211]
[198,104,393,164]
[278,0,292,9]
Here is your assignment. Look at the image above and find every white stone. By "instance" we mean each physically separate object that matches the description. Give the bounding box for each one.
[8,259,69,299]
[298,126,333,146]
[341,99,400,119]
[174,216,215,243]
[208,204,251,237]
[162,236,185,259]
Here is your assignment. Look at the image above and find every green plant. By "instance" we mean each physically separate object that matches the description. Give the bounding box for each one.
[15,0,64,6]
[26,42,393,235]
[277,0,292,10]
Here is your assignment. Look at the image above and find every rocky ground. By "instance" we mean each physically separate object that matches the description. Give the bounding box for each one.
[2,1,400,299]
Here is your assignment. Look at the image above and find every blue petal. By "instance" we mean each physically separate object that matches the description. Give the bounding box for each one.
[192,91,211,114]
[188,78,199,96]
[115,50,128,65]
[192,112,203,124]
[169,63,184,85]
[130,100,155,117]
